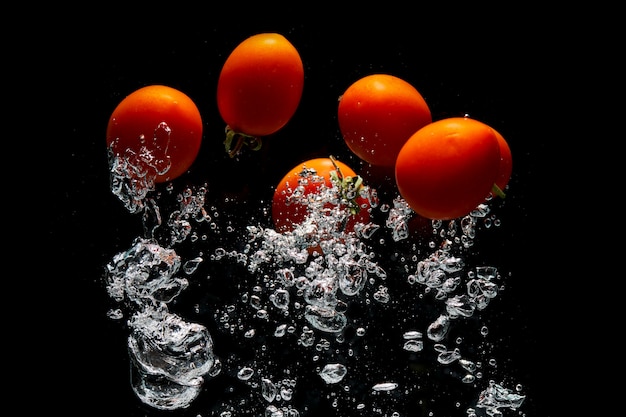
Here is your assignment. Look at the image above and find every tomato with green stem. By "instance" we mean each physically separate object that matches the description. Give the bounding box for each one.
[106,84,203,183]
[272,157,373,234]
[395,116,501,220]
[217,33,304,157]
[338,74,432,167]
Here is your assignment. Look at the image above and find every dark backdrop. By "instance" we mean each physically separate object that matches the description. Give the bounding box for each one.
[38,8,564,417]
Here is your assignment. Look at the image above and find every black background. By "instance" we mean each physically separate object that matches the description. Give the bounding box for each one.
[37,7,567,417]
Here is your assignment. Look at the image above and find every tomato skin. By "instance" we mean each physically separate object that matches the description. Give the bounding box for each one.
[338,74,432,167]
[106,85,203,183]
[217,33,304,138]
[272,158,371,234]
[395,117,501,220]
[474,122,513,197]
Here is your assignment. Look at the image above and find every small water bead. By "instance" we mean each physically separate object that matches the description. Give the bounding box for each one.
[433,343,446,352]
[462,374,476,383]
[249,295,262,309]
[208,358,222,377]
[183,256,203,274]
[372,382,398,391]
[318,363,347,384]
[403,330,422,339]
[316,338,331,351]
[459,358,477,373]
[403,340,423,352]
[106,308,123,320]
[237,367,255,380]
[281,386,294,400]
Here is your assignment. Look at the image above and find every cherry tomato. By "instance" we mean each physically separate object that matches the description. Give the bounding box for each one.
[106,85,203,183]
[272,157,372,234]
[338,74,432,167]
[217,33,304,156]
[395,117,501,220]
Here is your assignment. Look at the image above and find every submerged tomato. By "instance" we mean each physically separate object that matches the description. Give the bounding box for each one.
[106,85,203,183]
[217,33,304,156]
[338,74,432,167]
[395,117,501,220]
[272,157,371,234]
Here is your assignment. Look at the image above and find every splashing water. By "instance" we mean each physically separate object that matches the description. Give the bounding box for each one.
[105,237,219,410]
[103,152,526,415]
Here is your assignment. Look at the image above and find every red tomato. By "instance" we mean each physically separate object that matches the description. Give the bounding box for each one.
[106,85,203,183]
[338,74,432,167]
[395,117,501,220]
[272,157,372,234]
[217,33,304,156]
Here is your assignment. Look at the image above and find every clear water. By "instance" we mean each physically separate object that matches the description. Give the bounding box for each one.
[104,149,526,415]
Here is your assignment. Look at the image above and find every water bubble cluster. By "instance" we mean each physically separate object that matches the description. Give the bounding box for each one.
[105,238,219,410]
[103,151,526,416]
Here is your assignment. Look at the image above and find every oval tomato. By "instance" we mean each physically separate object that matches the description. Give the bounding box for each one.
[106,85,203,183]
[338,74,432,167]
[395,117,501,220]
[217,33,304,156]
[272,157,372,234]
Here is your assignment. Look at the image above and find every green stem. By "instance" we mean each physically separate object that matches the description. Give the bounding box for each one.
[329,155,363,215]
[491,183,506,199]
[224,126,262,158]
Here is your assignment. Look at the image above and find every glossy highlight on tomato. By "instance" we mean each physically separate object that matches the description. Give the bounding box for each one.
[395,117,501,220]
[272,157,371,234]
[106,85,203,183]
[217,33,304,156]
[338,74,432,167]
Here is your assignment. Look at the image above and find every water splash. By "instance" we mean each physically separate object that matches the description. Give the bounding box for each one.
[103,151,526,415]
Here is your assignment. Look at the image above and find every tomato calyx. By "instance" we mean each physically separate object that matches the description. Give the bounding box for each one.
[491,183,506,199]
[224,126,263,158]
[328,155,364,216]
